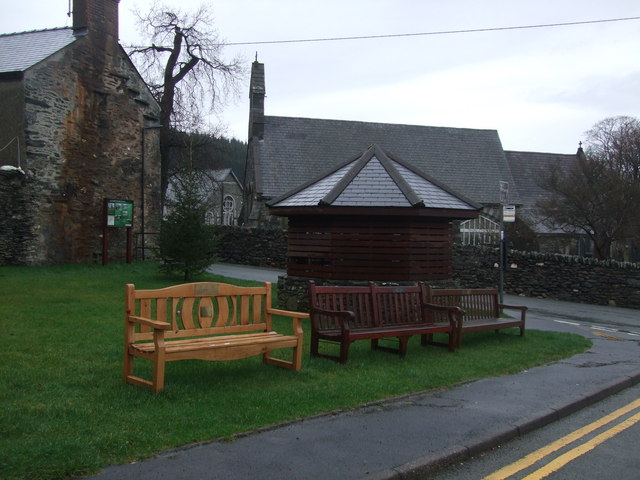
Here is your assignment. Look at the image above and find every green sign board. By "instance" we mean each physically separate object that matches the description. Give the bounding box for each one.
[107,200,133,227]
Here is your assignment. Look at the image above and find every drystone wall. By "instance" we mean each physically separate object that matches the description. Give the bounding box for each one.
[214,227,640,310]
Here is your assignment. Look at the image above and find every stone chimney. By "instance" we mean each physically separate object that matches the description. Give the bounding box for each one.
[73,0,120,39]
[248,60,265,140]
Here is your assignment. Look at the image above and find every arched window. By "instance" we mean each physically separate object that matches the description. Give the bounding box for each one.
[460,215,500,246]
[222,196,235,225]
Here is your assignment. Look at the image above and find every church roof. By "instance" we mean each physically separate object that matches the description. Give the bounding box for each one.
[504,150,578,234]
[270,144,480,213]
[254,116,520,206]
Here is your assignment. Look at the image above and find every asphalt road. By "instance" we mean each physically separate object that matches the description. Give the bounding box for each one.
[424,382,640,480]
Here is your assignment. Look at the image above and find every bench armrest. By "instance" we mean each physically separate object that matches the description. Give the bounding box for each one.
[268,308,309,320]
[309,307,355,333]
[423,303,464,328]
[268,308,309,337]
[497,304,528,320]
[127,315,171,330]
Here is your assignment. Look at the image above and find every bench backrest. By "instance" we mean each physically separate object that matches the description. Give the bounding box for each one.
[370,284,426,326]
[424,287,499,320]
[308,282,429,329]
[126,282,273,342]
[308,281,375,329]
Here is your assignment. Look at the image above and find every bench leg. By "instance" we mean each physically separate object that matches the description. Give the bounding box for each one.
[339,340,351,364]
[310,331,320,357]
[398,336,409,357]
[152,351,166,393]
[449,331,457,352]
[371,339,379,350]
[122,348,134,384]
[421,333,433,346]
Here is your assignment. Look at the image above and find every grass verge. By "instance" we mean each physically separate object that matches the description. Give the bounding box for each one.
[0,262,592,480]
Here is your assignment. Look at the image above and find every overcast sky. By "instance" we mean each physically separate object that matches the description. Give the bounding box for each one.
[2,0,639,153]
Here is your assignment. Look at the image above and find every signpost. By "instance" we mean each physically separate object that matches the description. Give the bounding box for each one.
[102,199,134,265]
[498,182,511,305]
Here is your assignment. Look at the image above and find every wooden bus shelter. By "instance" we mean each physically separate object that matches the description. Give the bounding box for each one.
[268,145,481,281]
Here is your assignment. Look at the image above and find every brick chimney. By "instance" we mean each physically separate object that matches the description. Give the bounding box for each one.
[73,0,120,39]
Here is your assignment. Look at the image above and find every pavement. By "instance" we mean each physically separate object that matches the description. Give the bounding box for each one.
[89,264,640,480]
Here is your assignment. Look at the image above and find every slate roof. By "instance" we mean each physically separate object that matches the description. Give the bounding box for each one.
[254,116,520,206]
[0,28,77,74]
[504,150,578,234]
[270,144,479,212]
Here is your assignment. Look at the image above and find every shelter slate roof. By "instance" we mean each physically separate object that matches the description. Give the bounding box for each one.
[270,144,480,211]
[504,150,578,234]
[0,28,77,74]
[254,116,521,206]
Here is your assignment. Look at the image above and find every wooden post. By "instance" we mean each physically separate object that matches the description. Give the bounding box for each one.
[102,198,109,265]
[126,227,133,264]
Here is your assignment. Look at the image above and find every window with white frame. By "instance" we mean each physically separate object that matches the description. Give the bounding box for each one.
[460,215,500,246]
[222,195,235,225]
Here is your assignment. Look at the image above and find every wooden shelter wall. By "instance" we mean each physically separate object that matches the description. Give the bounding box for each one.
[286,216,453,281]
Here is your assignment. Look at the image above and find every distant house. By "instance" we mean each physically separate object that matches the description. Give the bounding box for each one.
[242,60,587,255]
[504,150,588,255]
[165,168,243,226]
[0,0,161,265]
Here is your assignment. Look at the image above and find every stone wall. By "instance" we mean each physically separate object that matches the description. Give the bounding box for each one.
[214,227,640,310]
[215,226,287,267]
[452,245,640,309]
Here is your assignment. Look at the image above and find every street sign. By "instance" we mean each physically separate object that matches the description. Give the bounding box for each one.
[503,204,516,223]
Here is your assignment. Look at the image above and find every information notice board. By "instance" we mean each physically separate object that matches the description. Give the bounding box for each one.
[103,199,133,264]
[107,200,134,227]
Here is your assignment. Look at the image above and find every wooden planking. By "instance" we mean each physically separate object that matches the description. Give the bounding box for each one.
[286,215,454,280]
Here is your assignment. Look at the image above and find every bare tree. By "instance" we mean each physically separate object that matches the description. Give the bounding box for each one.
[536,117,640,260]
[585,116,640,180]
[127,2,244,193]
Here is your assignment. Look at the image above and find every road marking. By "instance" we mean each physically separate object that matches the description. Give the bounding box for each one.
[522,411,640,479]
[591,330,626,341]
[553,320,581,326]
[591,326,619,332]
[481,398,640,480]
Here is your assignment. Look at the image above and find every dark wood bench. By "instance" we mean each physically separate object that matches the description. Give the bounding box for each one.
[424,287,527,348]
[123,282,308,392]
[308,281,459,363]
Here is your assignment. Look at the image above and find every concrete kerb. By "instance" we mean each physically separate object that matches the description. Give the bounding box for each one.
[364,371,640,480]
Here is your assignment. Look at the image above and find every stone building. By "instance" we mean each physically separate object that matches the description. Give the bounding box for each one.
[0,0,161,265]
[165,168,244,226]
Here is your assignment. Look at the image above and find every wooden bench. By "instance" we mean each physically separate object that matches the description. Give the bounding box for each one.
[308,281,459,363]
[123,282,308,392]
[424,287,527,348]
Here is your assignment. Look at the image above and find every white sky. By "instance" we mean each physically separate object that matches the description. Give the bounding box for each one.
[1,0,639,153]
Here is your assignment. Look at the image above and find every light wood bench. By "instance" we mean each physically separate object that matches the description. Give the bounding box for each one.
[424,287,527,348]
[308,281,458,363]
[123,282,308,392]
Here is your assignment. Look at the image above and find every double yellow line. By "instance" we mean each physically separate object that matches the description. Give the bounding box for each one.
[483,398,640,480]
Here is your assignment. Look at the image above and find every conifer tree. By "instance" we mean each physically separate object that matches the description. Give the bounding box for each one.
[159,166,217,280]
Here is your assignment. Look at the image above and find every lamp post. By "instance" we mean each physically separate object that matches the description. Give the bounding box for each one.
[141,123,162,260]
[499,181,508,305]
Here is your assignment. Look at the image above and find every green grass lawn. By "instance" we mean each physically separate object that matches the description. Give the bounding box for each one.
[0,262,592,480]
